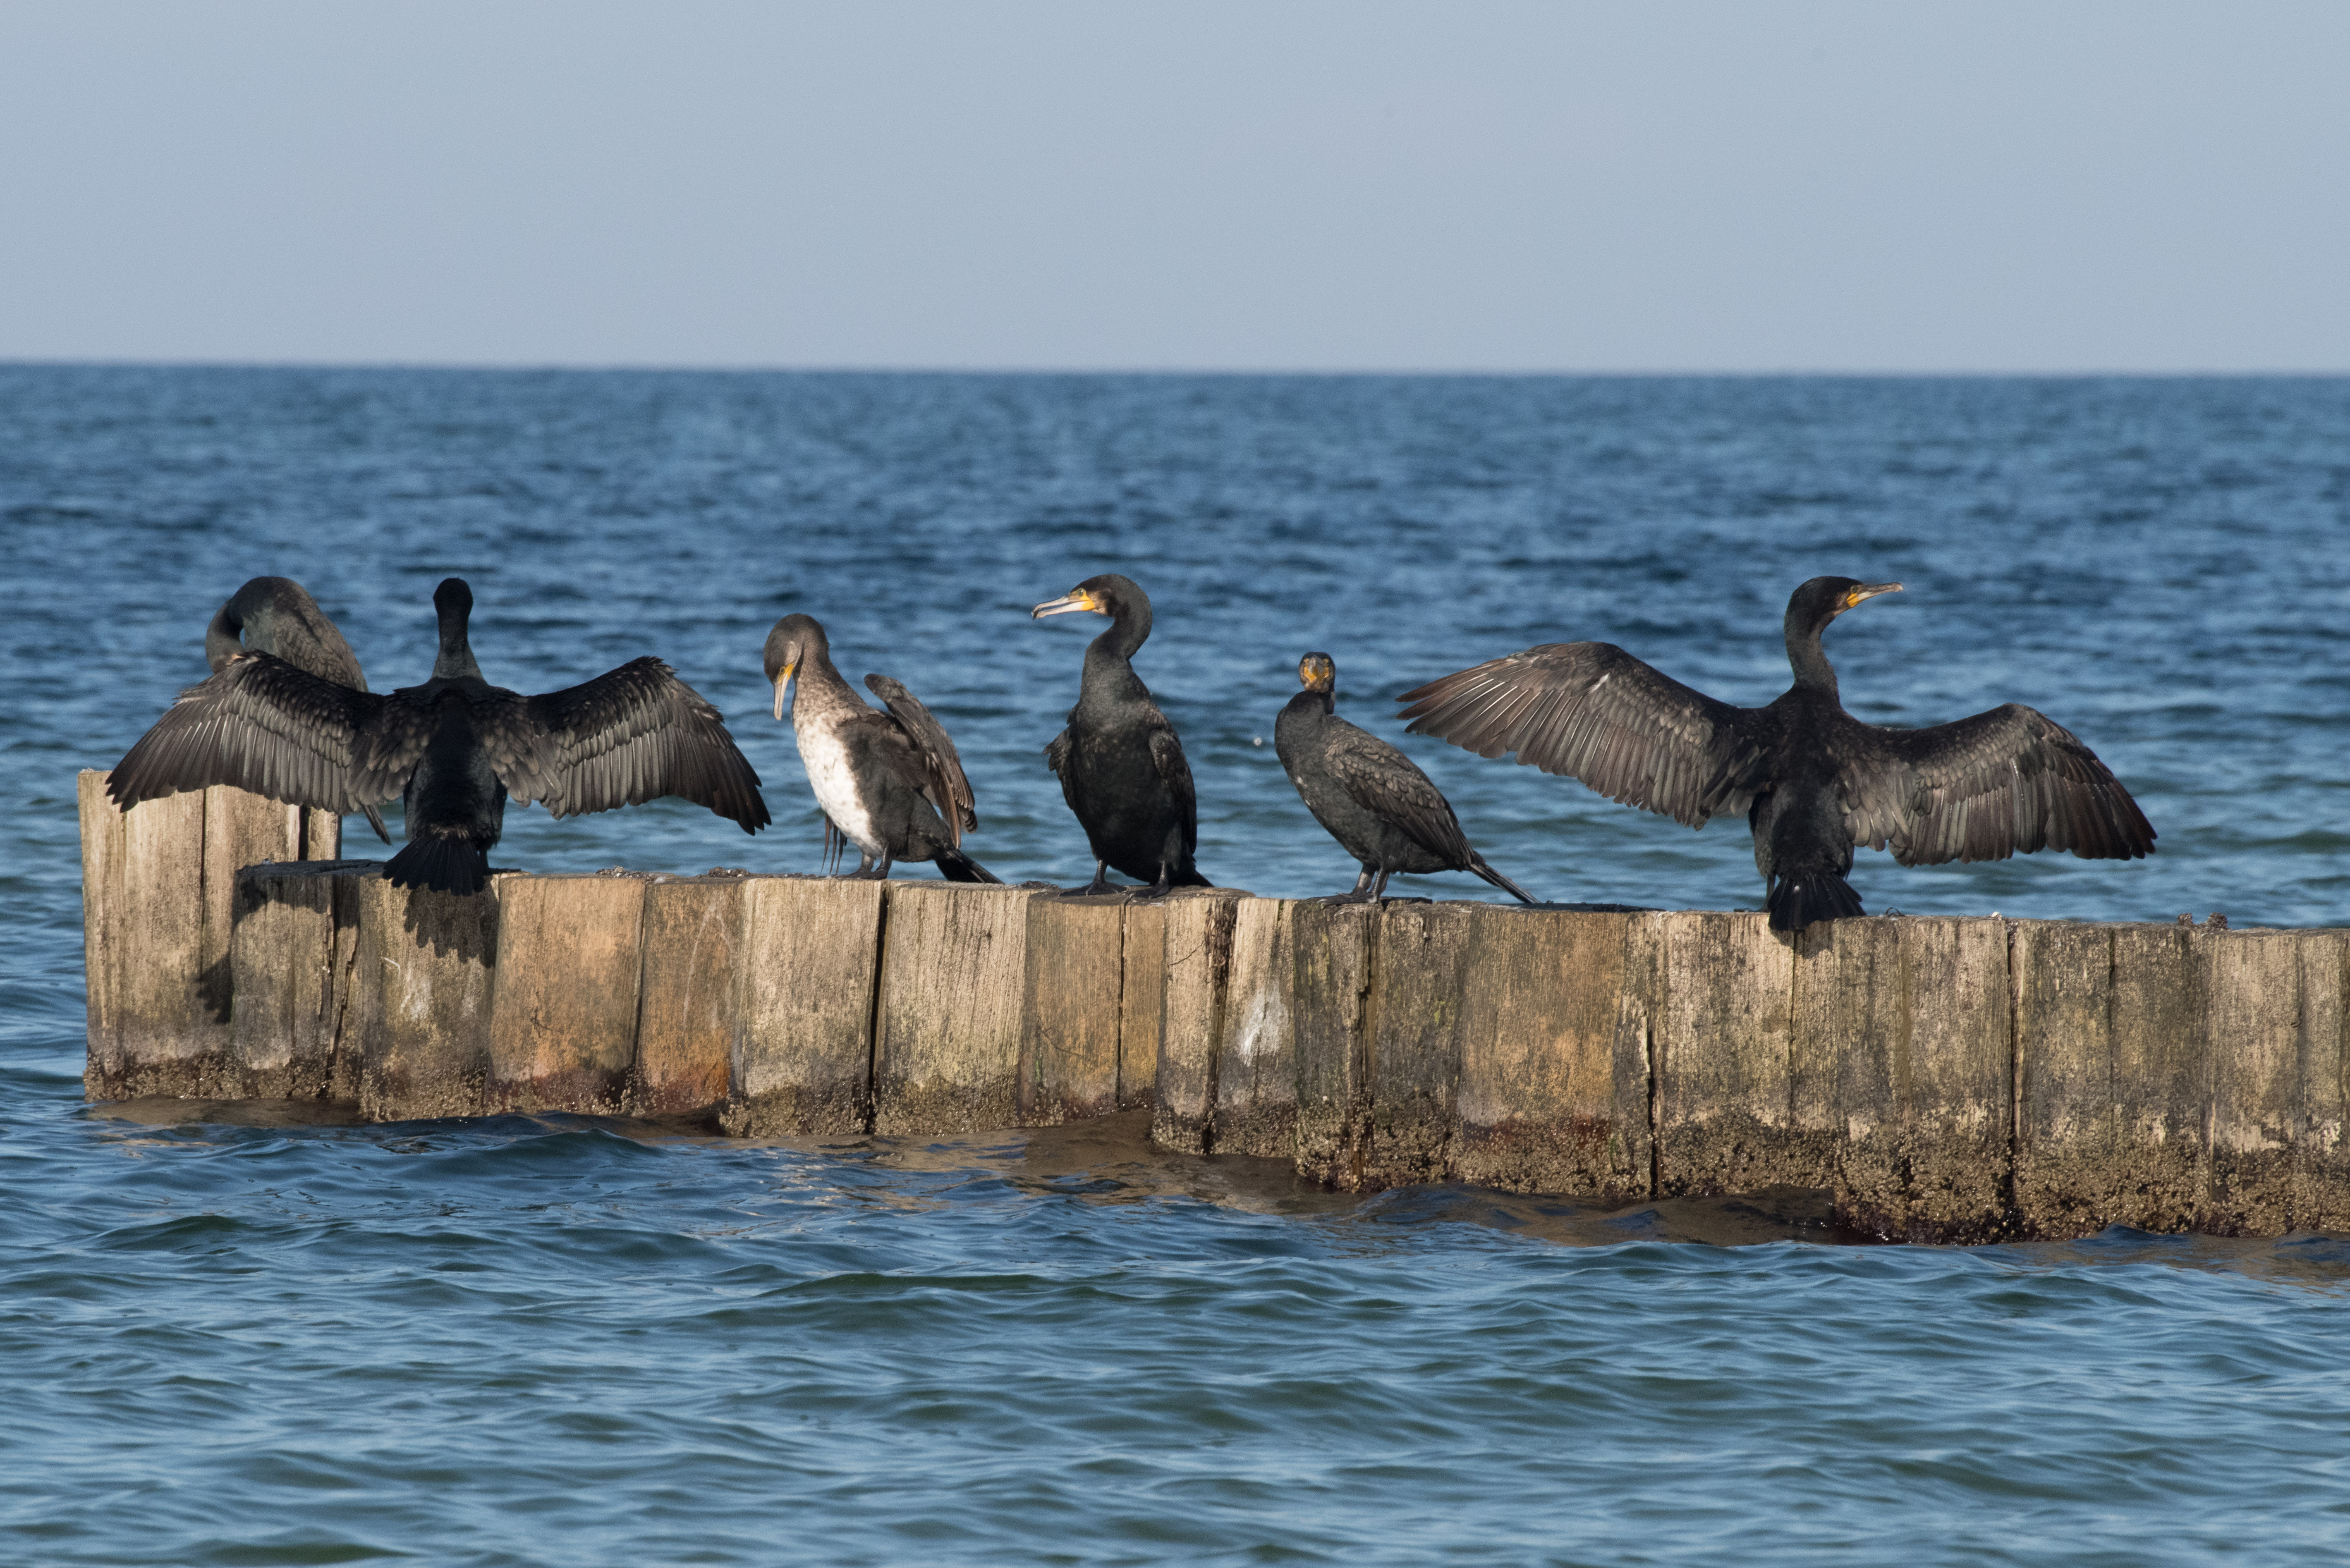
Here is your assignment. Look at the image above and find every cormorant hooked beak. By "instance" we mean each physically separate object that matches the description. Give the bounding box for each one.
[1298,653,1335,692]
[1841,582,1903,611]
[771,662,797,720]
[1031,588,1103,620]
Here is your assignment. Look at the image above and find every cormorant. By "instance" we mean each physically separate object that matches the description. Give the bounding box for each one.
[762,613,1001,883]
[110,577,770,894]
[205,576,390,844]
[1275,652,1536,905]
[1031,574,1210,896]
[1395,576,2154,932]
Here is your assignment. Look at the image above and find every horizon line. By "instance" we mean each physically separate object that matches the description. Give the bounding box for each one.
[4,356,2348,380]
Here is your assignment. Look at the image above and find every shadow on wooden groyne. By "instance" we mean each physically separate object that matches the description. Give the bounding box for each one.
[76,772,2350,1243]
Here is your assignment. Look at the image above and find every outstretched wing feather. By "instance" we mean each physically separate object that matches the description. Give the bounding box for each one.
[1397,641,1763,827]
[1841,703,2155,865]
[107,653,416,815]
[517,657,771,831]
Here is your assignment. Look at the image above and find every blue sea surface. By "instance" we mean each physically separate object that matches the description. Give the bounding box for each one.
[4,368,2349,1563]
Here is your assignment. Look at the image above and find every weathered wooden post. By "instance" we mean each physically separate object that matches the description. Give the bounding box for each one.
[872,882,1046,1135]
[1790,915,2011,1241]
[1453,907,1656,1201]
[79,770,337,1100]
[1290,901,1377,1187]
[632,875,745,1119]
[1653,911,1800,1198]
[1354,901,1475,1191]
[724,875,885,1137]
[1017,894,1127,1125]
[1117,898,1168,1113]
[230,860,374,1101]
[1152,889,1244,1153]
[485,873,647,1115]
[353,872,500,1121]
[1213,897,1297,1159]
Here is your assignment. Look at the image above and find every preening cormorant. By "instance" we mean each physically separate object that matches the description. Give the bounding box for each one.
[1276,652,1536,905]
[763,613,1001,883]
[1032,574,1211,896]
[110,576,770,894]
[206,576,390,844]
[1396,576,2154,932]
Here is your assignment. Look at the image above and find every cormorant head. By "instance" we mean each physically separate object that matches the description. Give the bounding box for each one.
[433,577,474,620]
[1297,652,1336,693]
[1787,576,1901,637]
[763,613,828,718]
[1032,573,1147,624]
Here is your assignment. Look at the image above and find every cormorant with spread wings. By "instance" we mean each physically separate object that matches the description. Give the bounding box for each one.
[110,576,770,894]
[1032,574,1210,897]
[763,612,999,883]
[1396,576,2154,931]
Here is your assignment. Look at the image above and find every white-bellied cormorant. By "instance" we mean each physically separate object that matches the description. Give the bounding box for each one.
[206,576,390,844]
[110,576,771,894]
[1396,576,2154,931]
[1276,652,1536,905]
[763,613,1001,884]
[1032,574,1210,897]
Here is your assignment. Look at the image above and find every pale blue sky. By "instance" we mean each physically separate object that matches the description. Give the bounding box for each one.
[2,2,2344,371]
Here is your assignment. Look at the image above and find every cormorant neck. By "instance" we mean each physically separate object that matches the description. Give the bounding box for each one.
[205,603,243,674]
[433,600,483,681]
[1091,600,1150,663]
[795,641,854,700]
[1784,618,1838,694]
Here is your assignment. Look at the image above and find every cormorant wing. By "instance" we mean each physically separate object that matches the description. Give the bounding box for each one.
[1144,708,1199,854]
[1841,703,2156,865]
[108,653,424,816]
[1321,719,1474,865]
[1397,642,1764,827]
[864,673,979,841]
[1044,727,1076,808]
[515,657,772,832]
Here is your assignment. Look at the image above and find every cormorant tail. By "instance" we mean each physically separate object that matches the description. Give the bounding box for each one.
[384,835,491,895]
[1468,851,1537,906]
[1170,866,1213,889]
[935,848,1004,885]
[1764,870,1865,932]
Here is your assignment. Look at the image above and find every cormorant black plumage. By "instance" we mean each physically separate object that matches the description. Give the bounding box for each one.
[1275,652,1535,904]
[205,576,392,844]
[763,613,1000,884]
[1396,576,2154,932]
[110,577,771,894]
[1032,574,1210,897]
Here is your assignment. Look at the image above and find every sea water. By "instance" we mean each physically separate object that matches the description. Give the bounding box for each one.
[4,368,2348,1564]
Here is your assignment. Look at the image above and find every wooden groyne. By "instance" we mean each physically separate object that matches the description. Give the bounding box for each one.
[77,771,2350,1242]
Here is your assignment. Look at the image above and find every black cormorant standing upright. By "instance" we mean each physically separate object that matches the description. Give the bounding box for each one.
[763,613,1001,883]
[1032,574,1210,896]
[110,577,770,894]
[1275,651,1536,904]
[204,576,391,844]
[1396,576,2154,931]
